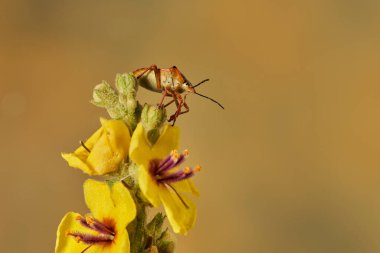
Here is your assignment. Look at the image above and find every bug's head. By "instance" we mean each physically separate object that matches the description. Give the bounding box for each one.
[182,83,196,93]
[184,79,209,93]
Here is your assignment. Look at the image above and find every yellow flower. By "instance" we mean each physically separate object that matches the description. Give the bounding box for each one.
[129,123,200,235]
[55,179,136,253]
[62,118,131,175]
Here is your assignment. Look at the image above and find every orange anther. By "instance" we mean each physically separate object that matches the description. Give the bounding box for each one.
[183,167,191,174]
[86,216,95,225]
[171,150,179,159]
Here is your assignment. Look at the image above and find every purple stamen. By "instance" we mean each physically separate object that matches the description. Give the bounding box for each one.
[148,150,201,209]
[173,155,186,167]
[70,215,116,246]
[149,150,199,186]
[86,217,115,236]
[67,231,114,244]
[156,158,176,174]
[158,155,172,168]
[76,216,92,230]
[77,215,115,236]
[156,154,186,174]
[157,170,194,184]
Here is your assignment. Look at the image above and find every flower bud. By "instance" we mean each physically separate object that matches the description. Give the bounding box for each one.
[115,73,138,96]
[158,241,175,253]
[141,104,167,144]
[115,73,142,130]
[91,81,126,119]
[92,81,118,107]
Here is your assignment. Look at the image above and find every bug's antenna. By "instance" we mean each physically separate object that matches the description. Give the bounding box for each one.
[194,92,224,109]
[192,79,210,88]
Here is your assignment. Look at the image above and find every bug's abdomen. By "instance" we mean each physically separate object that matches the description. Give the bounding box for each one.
[135,71,161,93]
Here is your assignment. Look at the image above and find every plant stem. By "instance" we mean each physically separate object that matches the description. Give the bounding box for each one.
[130,202,147,253]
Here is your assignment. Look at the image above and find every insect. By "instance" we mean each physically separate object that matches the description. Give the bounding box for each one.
[132,65,224,124]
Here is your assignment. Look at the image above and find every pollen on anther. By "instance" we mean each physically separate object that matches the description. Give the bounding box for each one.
[183,149,189,157]
[171,149,179,159]
[194,165,202,172]
[85,216,95,225]
[75,236,81,243]
[183,167,191,174]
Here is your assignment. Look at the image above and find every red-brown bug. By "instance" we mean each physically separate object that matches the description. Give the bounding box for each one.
[132,65,224,124]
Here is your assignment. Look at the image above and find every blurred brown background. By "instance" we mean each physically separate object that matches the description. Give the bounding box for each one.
[1,0,380,252]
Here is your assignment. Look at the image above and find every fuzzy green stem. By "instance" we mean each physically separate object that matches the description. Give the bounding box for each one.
[132,204,147,253]
[130,201,147,253]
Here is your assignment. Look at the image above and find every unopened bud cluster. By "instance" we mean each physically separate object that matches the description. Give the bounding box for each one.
[92,73,143,131]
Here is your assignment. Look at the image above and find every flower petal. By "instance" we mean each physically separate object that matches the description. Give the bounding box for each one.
[87,119,130,175]
[83,180,115,220]
[159,187,197,235]
[129,123,154,166]
[109,181,137,230]
[138,165,161,207]
[172,179,200,197]
[130,123,180,166]
[61,153,95,175]
[55,212,94,253]
[152,124,180,159]
[98,229,130,253]
[100,118,131,153]
[62,119,130,176]
[61,126,104,175]
[84,179,136,228]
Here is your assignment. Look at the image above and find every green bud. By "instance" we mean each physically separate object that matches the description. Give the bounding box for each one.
[91,81,118,107]
[91,81,125,119]
[146,213,165,234]
[141,104,167,144]
[145,213,175,253]
[115,73,138,96]
[158,241,175,253]
[114,73,142,131]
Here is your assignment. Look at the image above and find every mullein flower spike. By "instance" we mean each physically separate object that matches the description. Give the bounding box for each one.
[57,72,205,253]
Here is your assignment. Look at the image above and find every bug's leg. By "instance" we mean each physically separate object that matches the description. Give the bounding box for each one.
[177,102,190,117]
[161,88,178,108]
[158,88,168,108]
[151,65,162,90]
[133,64,156,78]
[169,92,184,125]
[164,99,175,108]
[133,66,151,78]
[177,94,190,116]
[168,93,181,124]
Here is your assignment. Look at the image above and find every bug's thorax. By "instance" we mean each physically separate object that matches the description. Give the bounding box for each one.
[161,69,187,92]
